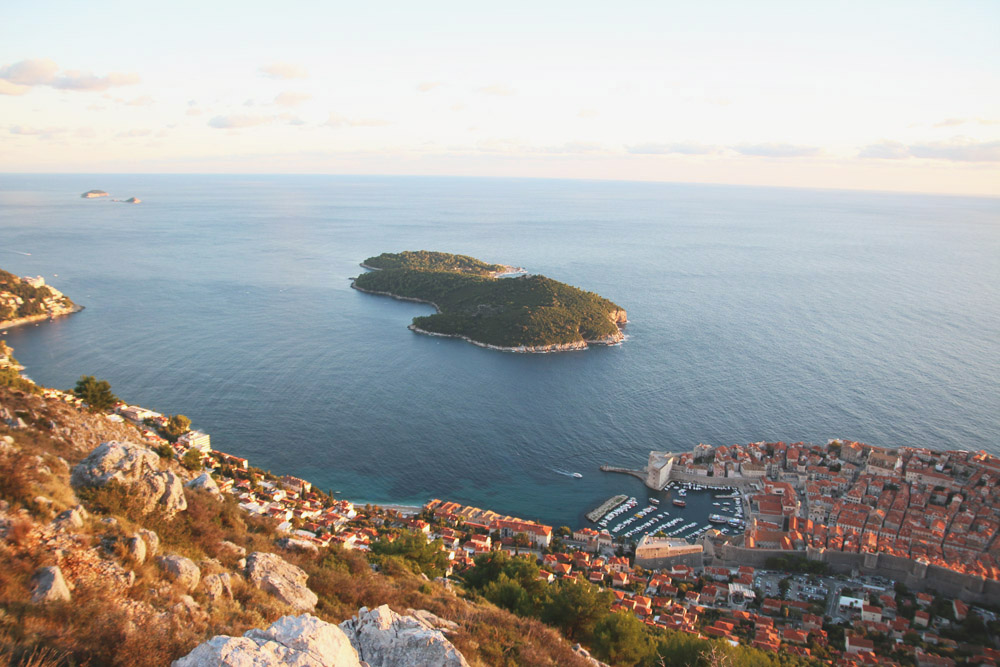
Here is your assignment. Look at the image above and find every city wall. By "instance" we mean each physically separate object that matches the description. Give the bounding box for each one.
[636,550,705,571]
[707,543,998,605]
[665,470,760,489]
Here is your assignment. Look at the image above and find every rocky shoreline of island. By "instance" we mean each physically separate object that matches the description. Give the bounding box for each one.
[351,279,623,352]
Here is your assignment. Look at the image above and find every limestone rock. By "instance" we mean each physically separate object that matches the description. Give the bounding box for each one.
[185,472,221,499]
[173,594,206,623]
[52,506,85,531]
[340,605,469,667]
[139,528,160,557]
[126,533,147,564]
[158,554,201,592]
[31,566,71,604]
[71,441,187,518]
[406,608,459,634]
[573,643,611,667]
[202,572,234,603]
[277,537,319,554]
[173,614,361,667]
[219,540,246,558]
[245,552,317,612]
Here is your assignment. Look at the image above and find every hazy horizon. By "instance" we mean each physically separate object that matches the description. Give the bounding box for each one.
[3,1,999,196]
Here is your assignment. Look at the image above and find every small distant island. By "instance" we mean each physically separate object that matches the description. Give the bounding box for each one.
[80,190,140,203]
[0,268,81,329]
[353,251,627,352]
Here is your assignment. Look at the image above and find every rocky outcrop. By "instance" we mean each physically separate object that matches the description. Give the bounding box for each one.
[573,643,611,667]
[52,505,87,531]
[245,552,317,612]
[31,566,71,604]
[405,608,459,634]
[71,441,187,517]
[126,533,147,563]
[185,472,221,499]
[158,554,201,592]
[139,528,160,557]
[219,540,246,558]
[340,605,469,667]
[174,608,471,667]
[277,537,319,554]
[201,572,235,603]
[173,614,361,667]
[609,308,628,325]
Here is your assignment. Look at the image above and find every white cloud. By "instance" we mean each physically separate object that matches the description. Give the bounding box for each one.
[0,58,138,94]
[909,139,1000,162]
[858,138,1000,162]
[0,80,29,95]
[208,114,272,129]
[9,124,67,139]
[577,109,598,119]
[323,112,388,128]
[259,62,307,80]
[278,113,307,126]
[116,129,153,138]
[734,143,821,158]
[124,95,154,107]
[0,58,58,85]
[52,70,139,91]
[274,92,311,107]
[478,84,516,96]
[858,141,910,159]
[416,81,441,92]
[933,118,966,128]
[626,142,718,155]
[537,142,605,154]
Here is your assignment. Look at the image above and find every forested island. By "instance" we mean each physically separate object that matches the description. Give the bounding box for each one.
[353,251,627,352]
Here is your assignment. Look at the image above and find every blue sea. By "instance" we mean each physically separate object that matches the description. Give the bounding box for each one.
[1,175,998,529]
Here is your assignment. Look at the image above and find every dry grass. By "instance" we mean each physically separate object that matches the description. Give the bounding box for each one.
[1,387,594,666]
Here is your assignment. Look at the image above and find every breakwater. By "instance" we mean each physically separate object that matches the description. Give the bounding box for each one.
[586,494,628,522]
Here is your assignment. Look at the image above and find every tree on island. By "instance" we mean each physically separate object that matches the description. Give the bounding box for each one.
[73,375,118,412]
[163,414,192,440]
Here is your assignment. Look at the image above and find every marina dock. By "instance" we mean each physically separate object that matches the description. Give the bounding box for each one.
[586,494,628,522]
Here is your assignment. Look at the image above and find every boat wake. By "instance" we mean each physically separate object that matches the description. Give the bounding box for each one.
[553,469,583,479]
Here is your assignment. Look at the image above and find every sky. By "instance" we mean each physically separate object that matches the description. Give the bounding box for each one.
[2,1,999,195]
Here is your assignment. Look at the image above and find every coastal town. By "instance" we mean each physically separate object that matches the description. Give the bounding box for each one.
[7,373,997,666]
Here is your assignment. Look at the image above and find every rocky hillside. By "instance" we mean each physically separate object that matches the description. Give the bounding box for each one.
[0,269,78,326]
[0,382,595,666]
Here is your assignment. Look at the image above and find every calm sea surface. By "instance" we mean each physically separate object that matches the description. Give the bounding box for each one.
[1,175,998,528]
